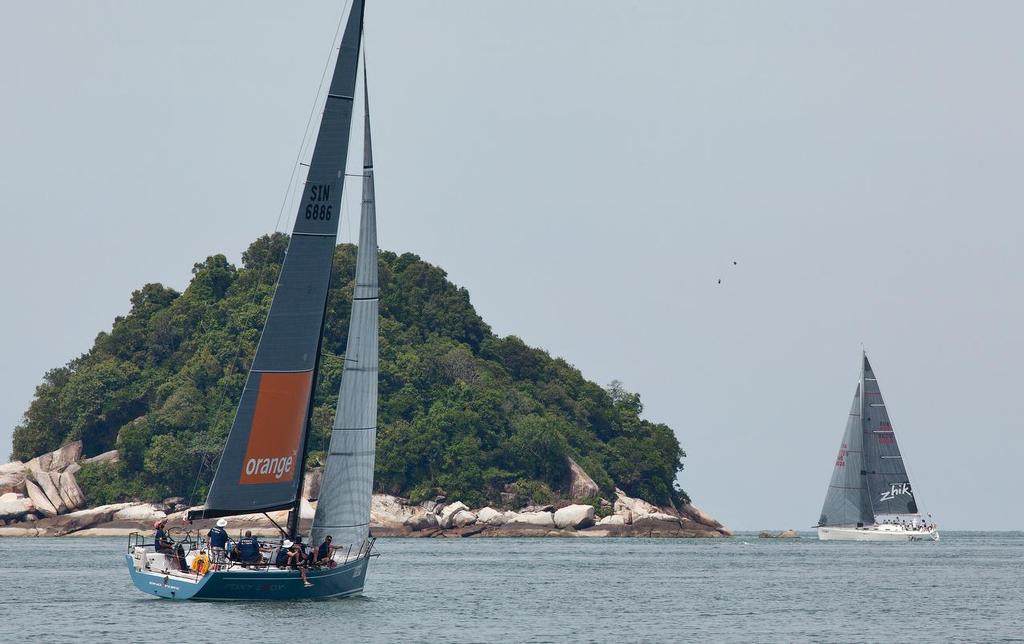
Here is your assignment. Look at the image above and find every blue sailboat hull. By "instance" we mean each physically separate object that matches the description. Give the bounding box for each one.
[125,555,370,601]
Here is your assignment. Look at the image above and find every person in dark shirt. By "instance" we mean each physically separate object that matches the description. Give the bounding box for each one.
[208,518,229,563]
[275,541,291,568]
[154,519,185,572]
[286,540,313,587]
[233,530,262,566]
[154,520,173,553]
[315,535,335,566]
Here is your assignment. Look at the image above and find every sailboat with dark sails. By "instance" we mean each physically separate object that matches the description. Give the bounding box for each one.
[816,353,938,542]
[126,0,385,598]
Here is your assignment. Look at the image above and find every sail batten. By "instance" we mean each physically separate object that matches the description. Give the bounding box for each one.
[310,69,379,549]
[189,0,365,521]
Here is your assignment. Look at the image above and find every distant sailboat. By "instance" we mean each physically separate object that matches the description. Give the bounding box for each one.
[126,0,384,598]
[816,353,938,542]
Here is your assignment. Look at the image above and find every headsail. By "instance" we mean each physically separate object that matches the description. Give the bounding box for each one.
[818,384,874,527]
[309,73,379,549]
[191,0,365,520]
[861,354,918,516]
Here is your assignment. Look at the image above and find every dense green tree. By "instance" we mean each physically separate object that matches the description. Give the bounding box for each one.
[11,236,689,507]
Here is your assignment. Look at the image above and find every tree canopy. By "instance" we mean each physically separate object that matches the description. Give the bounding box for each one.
[12,235,688,508]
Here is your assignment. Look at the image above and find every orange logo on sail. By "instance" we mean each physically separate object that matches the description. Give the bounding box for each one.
[239,371,312,485]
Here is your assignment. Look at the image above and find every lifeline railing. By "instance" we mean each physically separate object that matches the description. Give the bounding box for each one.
[128,531,378,572]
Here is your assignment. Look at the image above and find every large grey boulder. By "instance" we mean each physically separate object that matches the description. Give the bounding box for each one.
[553,504,596,530]
[567,457,599,499]
[680,503,731,535]
[597,514,625,526]
[32,471,67,514]
[113,503,166,522]
[403,512,440,532]
[613,488,658,522]
[0,470,27,496]
[25,453,53,474]
[370,494,416,528]
[0,494,35,522]
[439,501,469,529]
[507,511,555,528]
[49,441,83,471]
[82,450,119,465]
[24,479,58,518]
[0,461,27,475]
[476,507,505,526]
[450,509,477,528]
[57,469,86,511]
[35,503,134,536]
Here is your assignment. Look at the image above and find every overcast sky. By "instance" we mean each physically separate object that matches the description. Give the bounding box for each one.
[2,1,1021,530]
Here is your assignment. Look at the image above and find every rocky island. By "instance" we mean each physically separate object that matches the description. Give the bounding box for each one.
[5,237,727,539]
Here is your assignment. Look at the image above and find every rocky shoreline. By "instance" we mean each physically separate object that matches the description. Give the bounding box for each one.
[1,442,730,539]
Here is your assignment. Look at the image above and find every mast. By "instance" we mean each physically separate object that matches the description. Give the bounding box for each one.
[189,0,366,522]
[860,351,876,524]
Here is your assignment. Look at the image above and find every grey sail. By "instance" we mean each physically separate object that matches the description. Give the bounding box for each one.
[861,354,918,516]
[819,384,874,527]
[310,74,379,549]
[191,0,365,520]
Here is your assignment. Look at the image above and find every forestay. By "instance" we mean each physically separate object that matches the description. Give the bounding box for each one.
[191,0,366,519]
[310,73,379,549]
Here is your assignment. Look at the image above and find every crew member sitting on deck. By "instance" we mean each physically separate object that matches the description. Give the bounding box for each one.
[286,539,313,587]
[315,535,335,566]
[234,530,262,566]
[208,518,229,563]
[275,541,292,568]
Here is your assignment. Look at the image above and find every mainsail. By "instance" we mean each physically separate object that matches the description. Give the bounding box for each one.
[861,355,918,516]
[310,74,379,549]
[818,384,874,527]
[191,0,366,520]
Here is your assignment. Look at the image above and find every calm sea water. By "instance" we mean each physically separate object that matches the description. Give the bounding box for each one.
[1,532,1022,642]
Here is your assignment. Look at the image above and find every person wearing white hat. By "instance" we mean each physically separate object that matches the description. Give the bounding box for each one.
[285,539,313,587]
[208,518,229,564]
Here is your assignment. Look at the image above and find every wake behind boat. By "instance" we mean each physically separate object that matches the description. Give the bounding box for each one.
[127,0,385,599]
[816,353,938,542]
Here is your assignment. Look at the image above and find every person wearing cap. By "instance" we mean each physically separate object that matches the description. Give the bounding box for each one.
[154,519,185,572]
[208,519,229,564]
[154,519,173,552]
[286,539,313,587]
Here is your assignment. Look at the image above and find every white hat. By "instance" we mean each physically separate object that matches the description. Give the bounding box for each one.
[283,539,294,548]
[216,518,228,527]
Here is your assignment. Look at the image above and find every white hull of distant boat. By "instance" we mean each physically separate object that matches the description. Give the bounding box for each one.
[817,525,939,542]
